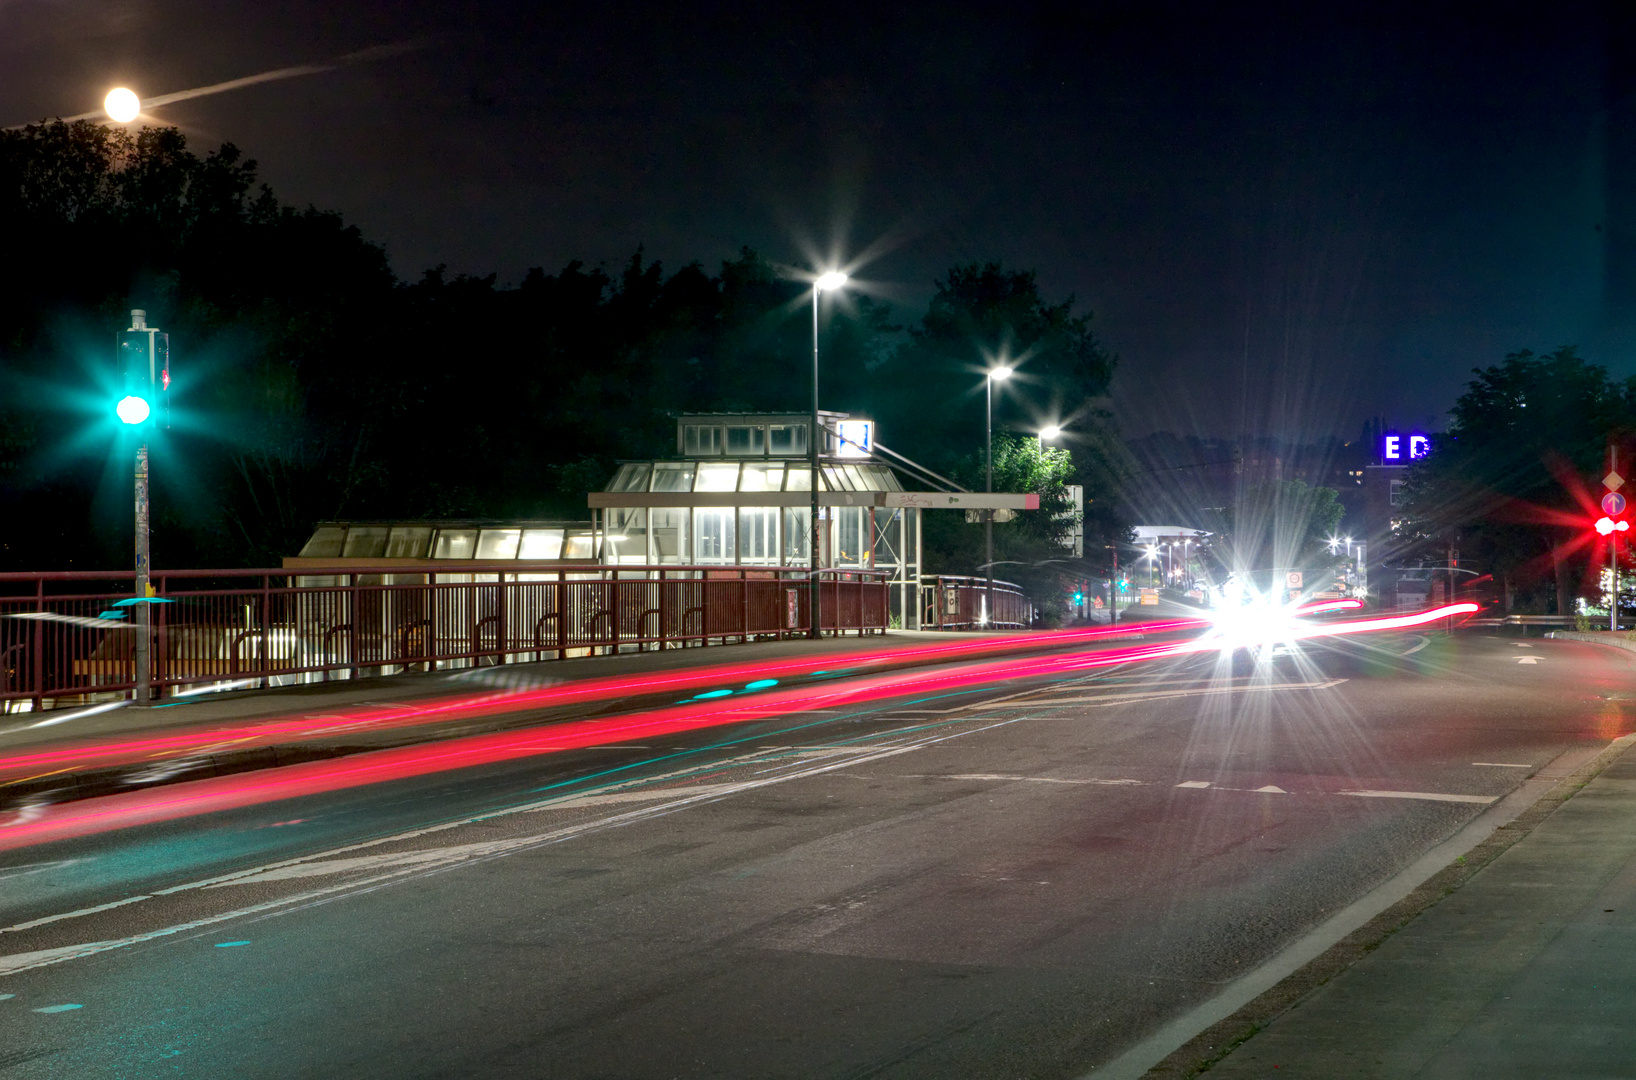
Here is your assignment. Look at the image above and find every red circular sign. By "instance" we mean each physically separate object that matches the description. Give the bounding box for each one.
[1603,492,1627,517]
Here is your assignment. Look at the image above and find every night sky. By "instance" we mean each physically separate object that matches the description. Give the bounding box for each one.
[4,2,1627,444]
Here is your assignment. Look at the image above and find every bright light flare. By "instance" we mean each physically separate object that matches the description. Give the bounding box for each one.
[815,271,848,291]
[1596,517,1629,535]
[1040,425,1063,441]
[104,88,140,122]
[115,395,150,424]
[989,365,1014,381]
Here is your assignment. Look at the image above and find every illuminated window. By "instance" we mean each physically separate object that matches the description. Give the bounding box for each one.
[476,529,521,559]
[519,529,564,559]
[695,462,741,492]
[785,467,812,491]
[783,508,810,560]
[562,533,595,560]
[695,508,735,562]
[1389,480,1405,507]
[739,463,784,492]
[739,508,778,562]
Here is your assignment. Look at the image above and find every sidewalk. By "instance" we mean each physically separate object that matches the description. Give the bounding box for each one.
[1164,735,1636,1079]
[0,629,1062,806]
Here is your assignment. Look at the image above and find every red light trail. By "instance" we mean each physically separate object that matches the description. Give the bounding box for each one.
[0,603,1476,852]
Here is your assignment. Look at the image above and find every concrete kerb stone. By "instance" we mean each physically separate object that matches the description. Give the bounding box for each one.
[1136,732,1636,1080]
[1548,629,1636,653]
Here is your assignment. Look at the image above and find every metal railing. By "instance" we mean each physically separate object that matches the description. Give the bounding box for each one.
[0,565,889,711]
[921,574,1033,630]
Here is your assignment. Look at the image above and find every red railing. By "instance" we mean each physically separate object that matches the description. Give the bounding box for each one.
[0,565,889,711]
[921,574,1033,630]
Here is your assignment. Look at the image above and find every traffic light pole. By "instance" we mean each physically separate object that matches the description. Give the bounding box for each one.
[134,442,150,703]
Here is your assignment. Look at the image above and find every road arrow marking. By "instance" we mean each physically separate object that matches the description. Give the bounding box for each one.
[1175,780,1212,788]
[1252,785,1288,794]
[1515,656,1542,664]
[1512,643,1534,647]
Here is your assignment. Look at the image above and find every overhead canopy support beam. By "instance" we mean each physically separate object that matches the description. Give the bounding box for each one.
[588,491,1040,510]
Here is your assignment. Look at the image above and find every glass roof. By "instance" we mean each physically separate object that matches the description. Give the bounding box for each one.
[604,461,903,493]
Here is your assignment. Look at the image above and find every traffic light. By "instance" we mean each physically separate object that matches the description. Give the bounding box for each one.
[1072,589,1084,605]
[115,311,169,428]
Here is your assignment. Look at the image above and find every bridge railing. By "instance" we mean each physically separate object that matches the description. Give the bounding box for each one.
[920,574,1033,630]
[0,565,889,711]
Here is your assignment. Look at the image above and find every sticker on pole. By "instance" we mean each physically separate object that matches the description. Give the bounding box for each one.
[1604,492,1627,517]
[1285,571,1303,589]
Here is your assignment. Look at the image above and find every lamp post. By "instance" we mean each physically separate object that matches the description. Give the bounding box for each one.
[809,270,847,639]
[985,364,1013,627]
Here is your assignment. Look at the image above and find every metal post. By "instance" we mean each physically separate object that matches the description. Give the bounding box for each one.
[1614,533,1621,633]
[809,287,822,640]
[134,441,150,703]
[985,375,994,628]
[1109,546,1118,626]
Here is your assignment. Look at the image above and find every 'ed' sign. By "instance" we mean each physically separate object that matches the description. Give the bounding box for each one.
[1382,433,1429,462]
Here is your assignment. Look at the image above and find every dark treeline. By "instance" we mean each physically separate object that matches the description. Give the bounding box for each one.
[0,120,1127,599]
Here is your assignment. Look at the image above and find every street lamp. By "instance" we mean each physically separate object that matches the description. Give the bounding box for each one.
[1040,424,1062,444]
[984,364,1013,626]
[809,270,847,639]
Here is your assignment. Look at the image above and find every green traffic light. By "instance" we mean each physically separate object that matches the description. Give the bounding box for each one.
[116,395,151,425]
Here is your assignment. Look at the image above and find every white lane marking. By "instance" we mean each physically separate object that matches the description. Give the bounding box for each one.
[1513,643,1534,648]
[1342,790,1497,804]
[1252,785,1288,794]
[1474,762,1532,769]
[0,992,14,999]
[1401,635,1431,656]
[940,774,1146,786]
[1,895,153,934]
[972,678,1346,710]
[0,715,1031,977]
[533,783,740,810]
[32,1003,81,1013]
[1175,781,1212,789]
[1515,657,1543,664]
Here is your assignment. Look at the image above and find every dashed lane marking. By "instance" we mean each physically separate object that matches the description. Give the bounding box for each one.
[974,678,1347,710]
[1474,762,1532,768]
[1341,789,1498,804]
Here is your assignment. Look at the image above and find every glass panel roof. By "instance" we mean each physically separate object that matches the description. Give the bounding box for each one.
[695,462,741,492]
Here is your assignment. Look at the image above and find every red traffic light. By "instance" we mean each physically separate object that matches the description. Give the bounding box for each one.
[1596,517,1630,535]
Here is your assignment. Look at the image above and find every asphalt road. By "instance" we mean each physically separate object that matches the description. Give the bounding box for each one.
[1,631,1630,1078]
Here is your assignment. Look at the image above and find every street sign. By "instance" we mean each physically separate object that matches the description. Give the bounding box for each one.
[1607,471,1626,491]
[1604,492,1628,517]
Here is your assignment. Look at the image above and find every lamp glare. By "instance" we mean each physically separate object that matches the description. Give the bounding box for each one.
[1040,425,1062,441]
[116,395,150,425]
[990,365,1014,381]
[815,271,848,291]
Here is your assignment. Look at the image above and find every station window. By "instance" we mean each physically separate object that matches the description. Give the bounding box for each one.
[695,462,741,492]
[341,526,390,558]
[432,529,477,559]
[695,508,735,562]
[1389,479,1405,507]
[475,529,521,559]
[608,463,651,492]
[651,510,688,562]
[739,508,778,562]
[518,529,564,559]
[725,425,766,455]
[651,463,696,492]
[684,425,723,455]
[562,533,596,560]
[385,526,433,558]
[769,424,806,456]
[299,526,346,558]
[782,507,810,560]
[740,463,784,492]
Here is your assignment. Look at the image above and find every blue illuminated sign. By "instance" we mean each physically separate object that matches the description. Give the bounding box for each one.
[1382,432,1429,462]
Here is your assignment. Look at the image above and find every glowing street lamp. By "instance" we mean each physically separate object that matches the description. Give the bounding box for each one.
[809,269,847,639]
